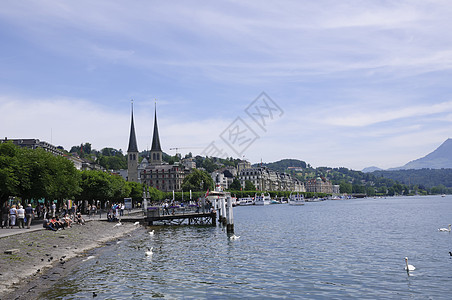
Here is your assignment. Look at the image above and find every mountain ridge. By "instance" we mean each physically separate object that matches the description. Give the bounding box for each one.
[390,138,452,170]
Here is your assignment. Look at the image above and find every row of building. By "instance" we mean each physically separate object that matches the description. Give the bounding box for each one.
[3,105,339,195]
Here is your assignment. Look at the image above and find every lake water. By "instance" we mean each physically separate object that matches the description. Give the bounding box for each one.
[42,196,452,299]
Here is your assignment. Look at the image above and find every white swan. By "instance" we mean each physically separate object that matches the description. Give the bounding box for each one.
[438,224,451,232]
[149,230,154,236]
[113,222,122,227]
[145,247,153,256]
[228,234,240,240]
[405,257,415,271]
[133,221,140,226]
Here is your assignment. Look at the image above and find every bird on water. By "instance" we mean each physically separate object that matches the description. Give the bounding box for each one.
[149,230,154,236]
[405,257,415,272]
[145,247,153,256]
[438,224,451,232]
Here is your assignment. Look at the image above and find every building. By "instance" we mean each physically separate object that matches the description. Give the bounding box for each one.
[305,177,334,194]
[237,160,251,173]
[139,105,190,192]
[127,102,139,182]
[3,138,64,156]
[181,157,196,169]
[238,166,305,192]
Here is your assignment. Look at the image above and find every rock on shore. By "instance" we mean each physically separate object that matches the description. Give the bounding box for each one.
[0,220,139,298]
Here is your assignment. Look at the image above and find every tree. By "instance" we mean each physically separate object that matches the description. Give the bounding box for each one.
[244,180,256,191]
[78,170,113,209]
[339,182,352,194]
[182,169,214,191]
[0,142,22,206]
[126,181,144,207]
[46,154,81,209]
[228,178,242,190]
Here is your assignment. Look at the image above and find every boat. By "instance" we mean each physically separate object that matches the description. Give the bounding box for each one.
[254,193,271,205]
[205,186,232,211]
[289,192,305,205]
[238,196,255,206]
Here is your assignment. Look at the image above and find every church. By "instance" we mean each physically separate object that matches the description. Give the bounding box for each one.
[127,103,190,192]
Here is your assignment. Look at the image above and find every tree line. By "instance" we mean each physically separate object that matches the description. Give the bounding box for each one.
[0,142,144,210]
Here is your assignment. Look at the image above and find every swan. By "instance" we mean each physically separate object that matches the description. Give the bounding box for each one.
[228,234,240,240]
[405,257,415,272]
[145,247,153,256]
[149,230,154,236]
[113,222,122,227]
[133,221,140,226]
[438,224,451,232]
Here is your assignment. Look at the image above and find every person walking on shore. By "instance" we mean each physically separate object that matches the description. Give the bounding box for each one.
[9,205,17,228]
[51,202,56,218]
[25,204,34,229]
[16,205,25,229]
[1,203,10,228]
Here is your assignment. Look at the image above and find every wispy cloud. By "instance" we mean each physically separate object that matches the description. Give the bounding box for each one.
[2,1,452,170]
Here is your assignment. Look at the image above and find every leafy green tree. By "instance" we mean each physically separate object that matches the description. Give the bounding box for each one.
[46,154,81,208]
[78,170,113,209]
[0,142,22,206]
[366,186,376,197]
[109,174,130,203]
[182,169,214,191]
[339,182,352,194]
[244,180,256,191]
[228,178,242,190]
[126,181,144,206]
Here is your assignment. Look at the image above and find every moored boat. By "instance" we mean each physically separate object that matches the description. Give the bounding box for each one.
[238,196,255,206]
[255,193,271,205]
[289,192,305,205]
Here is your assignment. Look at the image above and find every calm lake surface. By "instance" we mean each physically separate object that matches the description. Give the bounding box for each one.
[43,195,452,299]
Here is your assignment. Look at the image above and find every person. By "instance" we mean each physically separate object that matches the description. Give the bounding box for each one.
[1,203,10,228]
[75,212,85,225]
[43,218,56,231]
[25,204,34,229]
[16,205,25,229]
[51,202,56,218]
[9,205,17,229]
[163,202,169,215]
[120,203,124,217]
[91,204,97,219]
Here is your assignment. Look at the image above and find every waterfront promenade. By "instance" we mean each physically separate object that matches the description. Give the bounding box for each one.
[0,210,143,299]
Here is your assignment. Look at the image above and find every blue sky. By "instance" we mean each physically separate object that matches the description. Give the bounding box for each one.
[1,1,452,170]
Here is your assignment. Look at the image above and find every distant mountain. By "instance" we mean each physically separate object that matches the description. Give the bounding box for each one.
[391,138,452,170]
[362,166,383,173]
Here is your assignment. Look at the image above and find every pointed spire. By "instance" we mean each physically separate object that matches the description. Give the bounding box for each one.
[151,102,162,152]
[127,100,139,153]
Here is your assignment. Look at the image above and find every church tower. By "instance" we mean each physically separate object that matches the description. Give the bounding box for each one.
[127,101,139,182]
[150,104,163,165]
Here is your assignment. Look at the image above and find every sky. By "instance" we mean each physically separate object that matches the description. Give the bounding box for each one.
[1,0,452,171]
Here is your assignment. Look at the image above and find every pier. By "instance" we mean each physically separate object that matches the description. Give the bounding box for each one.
[145,206,216,226]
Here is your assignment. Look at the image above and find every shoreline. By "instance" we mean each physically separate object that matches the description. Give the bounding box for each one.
[0,220,141,299]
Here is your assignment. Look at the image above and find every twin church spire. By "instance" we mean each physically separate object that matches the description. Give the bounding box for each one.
[127,101,163,182]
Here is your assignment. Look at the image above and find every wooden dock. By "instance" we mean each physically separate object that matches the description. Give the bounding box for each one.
[145,207,216,226]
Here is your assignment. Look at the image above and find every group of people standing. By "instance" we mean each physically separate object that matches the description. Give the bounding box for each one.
[1,203,35,229]
[106,203,125,222]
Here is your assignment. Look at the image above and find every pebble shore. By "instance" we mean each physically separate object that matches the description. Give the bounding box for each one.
[0,220,139,299]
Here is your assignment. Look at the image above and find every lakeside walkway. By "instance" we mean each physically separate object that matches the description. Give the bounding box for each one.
[0,208,144,238]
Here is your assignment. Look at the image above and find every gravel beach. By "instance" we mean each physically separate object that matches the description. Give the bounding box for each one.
[0,220,140,299]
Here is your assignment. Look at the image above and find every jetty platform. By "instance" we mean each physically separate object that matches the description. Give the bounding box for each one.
[145,206,216,226]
